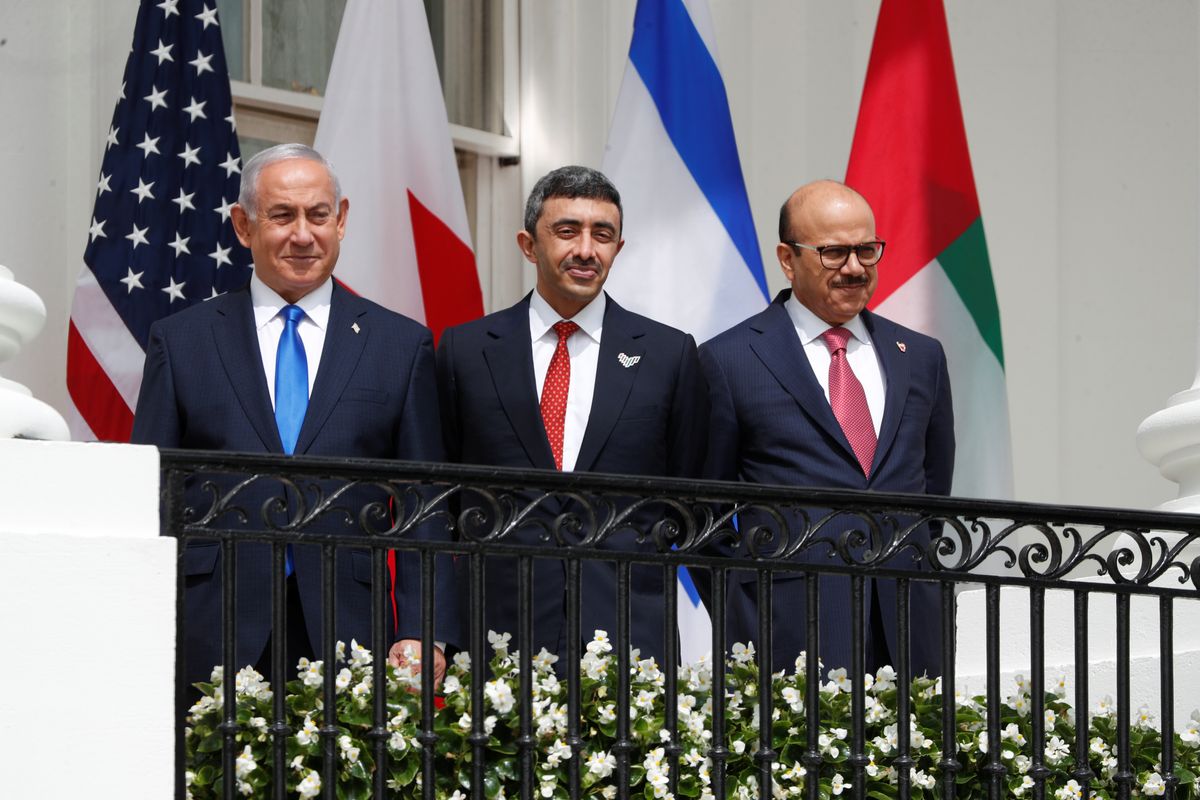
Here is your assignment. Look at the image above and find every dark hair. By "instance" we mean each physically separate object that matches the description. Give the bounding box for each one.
[778,198,793,243]
[523,166,623,236]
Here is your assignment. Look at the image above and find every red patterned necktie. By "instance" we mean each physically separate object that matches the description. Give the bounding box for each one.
[820,327,877,476]
[541,320,579,470]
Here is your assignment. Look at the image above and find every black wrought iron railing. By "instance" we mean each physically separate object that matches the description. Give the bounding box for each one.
[160,449,1200,800]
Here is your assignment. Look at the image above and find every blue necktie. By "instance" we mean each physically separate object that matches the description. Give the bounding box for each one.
[275,304,308,575]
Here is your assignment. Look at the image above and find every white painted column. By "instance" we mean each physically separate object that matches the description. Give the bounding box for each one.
[0,265,70,441]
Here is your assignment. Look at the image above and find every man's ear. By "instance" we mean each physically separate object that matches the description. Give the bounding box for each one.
[335,196,349,241]
[231,205,252,248]
[516,229,537,264]
[776,242,796,282]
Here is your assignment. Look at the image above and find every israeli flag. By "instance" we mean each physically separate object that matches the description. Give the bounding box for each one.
[602,0,769,663]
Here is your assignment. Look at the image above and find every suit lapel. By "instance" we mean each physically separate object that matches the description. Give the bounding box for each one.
[748,298,859,466]
[863,310,910,476]
[482,299,557,470]
[294,286,368,454]
[574,299,643,473]
[211,288,283,452]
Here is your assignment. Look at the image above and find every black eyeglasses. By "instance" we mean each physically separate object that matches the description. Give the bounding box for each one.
[785,240,886,269]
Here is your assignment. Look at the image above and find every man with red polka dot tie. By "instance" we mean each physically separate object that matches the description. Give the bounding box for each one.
[700,180,955,679]
[437,166,710,666]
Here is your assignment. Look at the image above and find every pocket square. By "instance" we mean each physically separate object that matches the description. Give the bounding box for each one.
[618,352,641,368]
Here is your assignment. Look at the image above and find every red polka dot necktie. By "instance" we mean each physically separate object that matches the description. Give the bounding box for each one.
[541,320,579,470]
[820,327,877,477]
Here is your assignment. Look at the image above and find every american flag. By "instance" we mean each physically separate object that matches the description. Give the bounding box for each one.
[67,0,251,441]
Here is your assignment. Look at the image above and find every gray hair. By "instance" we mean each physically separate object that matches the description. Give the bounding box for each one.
[238,143,342,220]
[523,166,622,236]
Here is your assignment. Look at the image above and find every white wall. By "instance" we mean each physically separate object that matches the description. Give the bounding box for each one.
[4,0,1195,511]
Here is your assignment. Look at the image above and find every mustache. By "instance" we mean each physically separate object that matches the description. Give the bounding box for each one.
[832,275,870,288]
[563,258,600,270]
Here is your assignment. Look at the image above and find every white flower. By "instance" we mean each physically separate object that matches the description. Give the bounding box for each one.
[731,642,756,664]
[911,769,935,790]
[732,739,746,755]
[1045,735,1070,765]
[296,715,320,747]
[826,667,852,693]
[488,630,512,655]
[1134,705,1155,730]
[1143,772,1167,796]
[1013,774,1035,796]
[582,652,609,680]
[453,651,471,670]
[533,648,559,670]
[486,678,516,714]
[1095,695,1115,717]
[1055,779,1082,799]
[976,731,988,754]
[635,689,657,712]
[1051,674,1069,697]
[235,745,257,779]
[587,630,613,655]
[335,667,353,693]
[873,665,897,693]
[831,774,850,795]
[347,639,372,667]
[457,712,472,732]
[598,704,617,723]
[338,734,360,764]
[601,788,617,800]
[545,738,572,767]
[1001,723,1027,746]
[781,686,804,713]
[297,770,321,799]
[1183,713,1200,743]
[586,749,616,778]
[300,660,323,688]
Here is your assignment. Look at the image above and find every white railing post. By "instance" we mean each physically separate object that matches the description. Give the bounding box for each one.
[0,264,70,441]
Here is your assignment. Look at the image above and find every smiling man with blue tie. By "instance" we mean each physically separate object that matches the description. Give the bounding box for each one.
[700,180,955,677]
[132,143,455,689]
[436,166,709,665]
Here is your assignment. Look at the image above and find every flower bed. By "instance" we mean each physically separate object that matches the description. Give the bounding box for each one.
[186,632,1200,799]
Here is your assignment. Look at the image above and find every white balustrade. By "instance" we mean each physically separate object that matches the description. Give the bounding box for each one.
[0,265,70,440]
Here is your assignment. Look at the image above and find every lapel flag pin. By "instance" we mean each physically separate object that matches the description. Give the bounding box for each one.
[896,341,906,353]
[352,323,361,334]
[617,352,641,368]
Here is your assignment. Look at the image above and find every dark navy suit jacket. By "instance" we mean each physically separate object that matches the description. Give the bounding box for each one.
[699,290,954,675]
[131,283,457,686]
[436,293,709,664]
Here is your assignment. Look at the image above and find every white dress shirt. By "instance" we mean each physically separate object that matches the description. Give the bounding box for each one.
[529,290,605,472]
[250,274,333,408]
[784,294,886,435]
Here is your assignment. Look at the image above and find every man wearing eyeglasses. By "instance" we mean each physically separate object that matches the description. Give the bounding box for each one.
[699,179,954,678]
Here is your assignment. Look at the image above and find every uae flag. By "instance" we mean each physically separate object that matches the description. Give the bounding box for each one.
[846,0,1013,499]
[313,0,482,341]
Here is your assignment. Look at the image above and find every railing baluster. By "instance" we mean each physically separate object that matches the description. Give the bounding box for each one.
[663,564,681,799]
[615,560,633,800]
[896,578,913,800]
[420,549,438,800]
[804,574,821,800]
[938,580,959,800]
[1160,596,1177,800]
[756,568,776,798]
[518,556,534,800]
[1072,590,1093,799]
[566,556,582,800]
[1030,587,1048,799]
[1115,594,1132,800]
[710,566,728,800]
[221,535,237,800]
[850,575,866,800]
[984,583,1004,800]
[469,551,487,800]
[321,543,337,800]
[170,467,187,800]
[274,539,291,800]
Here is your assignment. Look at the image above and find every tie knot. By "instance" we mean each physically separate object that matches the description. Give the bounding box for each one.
[553,320,579,342]
[820,326,852,354]
[282,304,306,326]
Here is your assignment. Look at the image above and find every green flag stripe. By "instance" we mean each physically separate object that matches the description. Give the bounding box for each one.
[937,217,1004,368]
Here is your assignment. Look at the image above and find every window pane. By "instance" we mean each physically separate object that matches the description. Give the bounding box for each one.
[261,0,348,96]
[425,0,506,134]
[217,0,245,81]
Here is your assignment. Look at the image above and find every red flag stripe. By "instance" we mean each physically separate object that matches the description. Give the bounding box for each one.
[846,0,981,309]
[409,189,484,344]
[66,321,134,442]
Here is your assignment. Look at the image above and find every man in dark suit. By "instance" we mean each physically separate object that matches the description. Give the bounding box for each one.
[436,166,708,665]
[132,143,455,688]
[700,180,954,676]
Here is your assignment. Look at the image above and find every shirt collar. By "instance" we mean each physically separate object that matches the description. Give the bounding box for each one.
[250,273,333,331]
[784,292,871,347]
[529,289,606,343]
